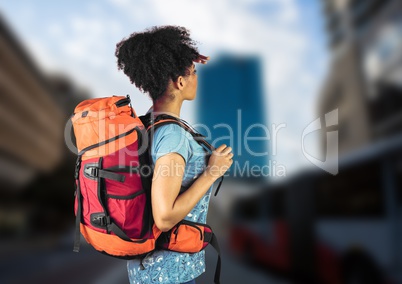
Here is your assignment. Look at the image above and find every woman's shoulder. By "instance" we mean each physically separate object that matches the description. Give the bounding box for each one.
[153,123,192,140]
[151,123,194,163]
[151,123,191,150]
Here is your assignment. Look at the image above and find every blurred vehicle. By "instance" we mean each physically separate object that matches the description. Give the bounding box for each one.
[229,133,402,284]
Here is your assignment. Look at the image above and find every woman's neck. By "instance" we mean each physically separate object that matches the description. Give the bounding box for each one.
[152,95,183,118]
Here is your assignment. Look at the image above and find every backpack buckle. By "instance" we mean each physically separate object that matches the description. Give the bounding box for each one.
[91,167,99,177]
[84,165,99,179]
[90,213,109,228]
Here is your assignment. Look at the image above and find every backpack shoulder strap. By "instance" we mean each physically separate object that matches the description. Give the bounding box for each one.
[140,113,213,151]
[139,113,224,196]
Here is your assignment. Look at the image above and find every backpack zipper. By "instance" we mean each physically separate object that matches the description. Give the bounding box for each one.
[181,219,211,230]
[175,220,204,240]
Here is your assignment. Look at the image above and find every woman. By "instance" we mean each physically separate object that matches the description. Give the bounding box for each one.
[115,26,233,284]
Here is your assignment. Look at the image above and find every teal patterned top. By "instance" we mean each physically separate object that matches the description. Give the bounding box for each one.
[127,123,212,284]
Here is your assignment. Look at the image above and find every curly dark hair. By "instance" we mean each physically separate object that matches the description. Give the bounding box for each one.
[115,26,200,101]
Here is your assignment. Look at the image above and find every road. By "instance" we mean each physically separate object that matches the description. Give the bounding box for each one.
[0,181,289,284]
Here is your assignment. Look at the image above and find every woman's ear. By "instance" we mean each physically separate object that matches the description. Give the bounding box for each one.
[174,76,186,91]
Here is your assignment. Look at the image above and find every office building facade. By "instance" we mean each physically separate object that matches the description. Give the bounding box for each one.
[196,55,269,178]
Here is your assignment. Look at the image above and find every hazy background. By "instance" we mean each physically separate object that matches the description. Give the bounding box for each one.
[0,0,328,175]
[1,0,401,283]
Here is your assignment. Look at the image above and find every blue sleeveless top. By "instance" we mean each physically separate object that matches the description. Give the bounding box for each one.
[127,123,212,284]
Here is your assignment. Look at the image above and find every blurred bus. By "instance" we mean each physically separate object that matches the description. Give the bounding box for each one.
[229,134,402,284]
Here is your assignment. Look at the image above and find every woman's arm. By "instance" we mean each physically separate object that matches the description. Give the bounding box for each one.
[151,144,233,232]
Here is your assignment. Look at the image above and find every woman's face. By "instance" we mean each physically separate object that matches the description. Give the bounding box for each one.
[182,64,198,101]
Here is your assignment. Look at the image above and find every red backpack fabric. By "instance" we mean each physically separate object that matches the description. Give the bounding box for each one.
[71,95,222,283]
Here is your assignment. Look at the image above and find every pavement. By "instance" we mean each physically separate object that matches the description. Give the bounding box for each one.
[0,238,286,284]
[0,180,289,284]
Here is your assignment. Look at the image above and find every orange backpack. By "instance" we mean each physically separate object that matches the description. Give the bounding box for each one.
[71,95,222,283]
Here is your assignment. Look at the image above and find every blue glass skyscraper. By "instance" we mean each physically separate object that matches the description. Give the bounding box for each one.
[196,54,269,178]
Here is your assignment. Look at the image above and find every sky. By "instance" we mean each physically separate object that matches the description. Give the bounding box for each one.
[0,0,330,178]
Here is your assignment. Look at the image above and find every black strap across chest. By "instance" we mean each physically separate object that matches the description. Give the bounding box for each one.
[139,113,223,196]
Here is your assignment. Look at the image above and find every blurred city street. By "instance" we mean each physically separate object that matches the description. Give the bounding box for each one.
[1,0,402,283]
[0,185,288,284]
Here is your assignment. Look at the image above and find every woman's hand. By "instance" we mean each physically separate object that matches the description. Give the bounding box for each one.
[194,54,210,64]
[205,144,233,179]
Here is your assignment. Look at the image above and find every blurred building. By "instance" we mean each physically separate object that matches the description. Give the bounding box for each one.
[0,14,89,237]
[318,0,402,157]
[196,55,269,178]
[0,15,64,188]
